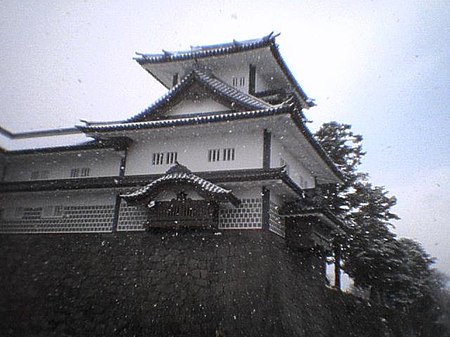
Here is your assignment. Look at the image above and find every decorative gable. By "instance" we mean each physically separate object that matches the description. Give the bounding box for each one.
[127,69,272,122]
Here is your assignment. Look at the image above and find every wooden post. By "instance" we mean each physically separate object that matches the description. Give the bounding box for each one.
[334,243,342,290]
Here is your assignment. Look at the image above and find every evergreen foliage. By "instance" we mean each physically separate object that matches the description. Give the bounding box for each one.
[315,121,450,335]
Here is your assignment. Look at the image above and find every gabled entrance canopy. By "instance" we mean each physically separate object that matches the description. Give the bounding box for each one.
[120,162,240,207]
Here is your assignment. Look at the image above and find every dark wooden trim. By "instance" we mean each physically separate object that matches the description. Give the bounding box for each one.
[289,111,344,181]
[172,73,179,87]
[1,162,7,182]
[111,194,122,232]
[0,168,304,198]
[262,186,270,230]
[249,64,256,94]
[119,148,127,177]
[263,129,271,170]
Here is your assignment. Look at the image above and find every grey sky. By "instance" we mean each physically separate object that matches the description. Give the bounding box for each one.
[1,1,449,275]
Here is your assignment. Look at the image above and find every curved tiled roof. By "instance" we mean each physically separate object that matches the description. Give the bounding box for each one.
[78,105,292,132]
[135,33,277,64]
[121,163,240,206]
[134,33,314,109]
[126,69,273,122]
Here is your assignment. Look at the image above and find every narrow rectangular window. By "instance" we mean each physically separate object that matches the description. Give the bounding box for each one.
[81,168,90,177]
[209,148,235,162]
[165,152,178,165]
[232,76,246,88]
[222,148,235,161]
[70,168,79,178]
[215,149,220,161]
[208,149,221,162]
[156,152,164,165]
[152,152,177,165]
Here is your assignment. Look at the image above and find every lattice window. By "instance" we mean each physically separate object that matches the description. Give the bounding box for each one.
[166,152,178,165]
[81,168,90,177]
[70,168,80,177]
[152,152,177,165]
[232,76,246,88]
[209,148,235,162]
[223,148,235,161]
[208,149,221,162]
[152,152,164,165]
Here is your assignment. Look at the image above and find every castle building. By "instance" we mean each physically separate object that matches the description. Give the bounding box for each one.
[0,34,342,255]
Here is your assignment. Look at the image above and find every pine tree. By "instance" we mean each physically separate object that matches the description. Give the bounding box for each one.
[315,121,449,334]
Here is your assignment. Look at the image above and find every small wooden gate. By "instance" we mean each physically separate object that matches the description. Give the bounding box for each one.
[146,199,218,229]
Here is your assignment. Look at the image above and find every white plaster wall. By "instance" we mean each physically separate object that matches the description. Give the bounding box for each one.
[165,97,229,117]
[126,130,264,175]
[269,190,284,206]
[255,71,270,93]
[271,137,315,189]
[211,63,272,95]
[228,185,262,200]
[4,149,123,182]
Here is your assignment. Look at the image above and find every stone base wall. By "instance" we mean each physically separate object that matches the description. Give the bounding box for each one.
[0,231,385,337]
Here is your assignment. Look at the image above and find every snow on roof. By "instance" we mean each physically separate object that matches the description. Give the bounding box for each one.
[121,163,240,206]
[126,69,274,122]
[78,105,292,132]
[134,33,314,109]
[135,33,278,64]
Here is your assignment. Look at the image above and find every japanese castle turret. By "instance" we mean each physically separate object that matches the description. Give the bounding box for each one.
[0,33,343,254]
[0,34,369,337]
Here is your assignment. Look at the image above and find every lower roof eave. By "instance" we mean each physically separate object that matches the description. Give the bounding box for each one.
[0,168,300,194]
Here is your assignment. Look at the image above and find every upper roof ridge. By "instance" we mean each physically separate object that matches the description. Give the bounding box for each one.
[134,32,279,64]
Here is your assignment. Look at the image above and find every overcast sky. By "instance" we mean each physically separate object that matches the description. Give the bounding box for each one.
[1,1,449,276]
